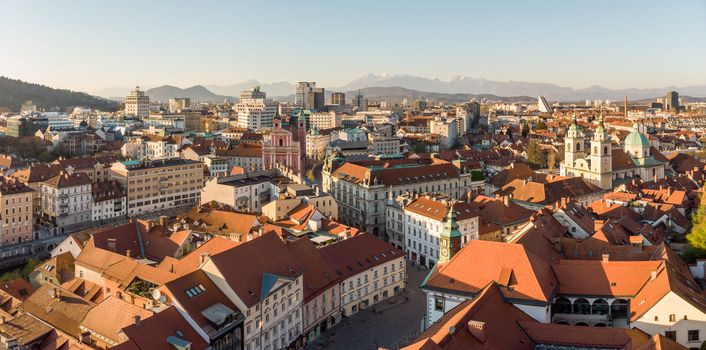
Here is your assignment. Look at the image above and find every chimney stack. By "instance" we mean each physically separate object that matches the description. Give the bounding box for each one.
[107,238,117,252]
[651,270,657,281]
[159,216,168,228]
[502,195,510,207]
[602,253,610,263]
[134,315,141,327]
[199,253,210,265]
[624,96,628,119]
[126,249,131,257]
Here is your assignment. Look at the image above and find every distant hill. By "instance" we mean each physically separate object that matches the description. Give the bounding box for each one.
[207,80,295,99]
[0,76,119,112]
[145,85,233,103]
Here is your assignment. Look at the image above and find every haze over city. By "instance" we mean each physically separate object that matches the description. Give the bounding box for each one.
[1,0,705,93]
[2,2,706,350]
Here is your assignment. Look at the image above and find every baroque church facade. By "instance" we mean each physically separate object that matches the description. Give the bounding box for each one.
[559,114,667,190]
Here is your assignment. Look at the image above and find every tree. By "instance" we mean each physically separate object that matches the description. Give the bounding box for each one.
[686,195,706,258]
[526,141,547,168]
[536,120,548,130]
[521,124,530,138]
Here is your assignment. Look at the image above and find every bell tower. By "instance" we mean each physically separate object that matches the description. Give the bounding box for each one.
[590,112,612,189]
[439,203,462,263]
[562,113,584,176]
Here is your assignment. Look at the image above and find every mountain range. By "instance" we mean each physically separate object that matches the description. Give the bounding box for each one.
[94,74,706,102]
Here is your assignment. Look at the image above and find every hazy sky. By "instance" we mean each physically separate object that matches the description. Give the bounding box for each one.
[1,0,705,92]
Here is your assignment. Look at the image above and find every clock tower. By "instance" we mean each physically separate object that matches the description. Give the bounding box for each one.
[439,203,462,263]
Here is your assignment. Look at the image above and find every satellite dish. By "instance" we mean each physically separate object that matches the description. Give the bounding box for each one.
[151,289,162,300]
[159,295,167,303]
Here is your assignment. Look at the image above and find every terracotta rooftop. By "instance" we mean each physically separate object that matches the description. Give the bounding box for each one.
[21,284,95,337]
[42,171,92,188]
[114,306,208,350]
[81,296,154,345]
[422,240,557,303]
[207,232,303,307]
[320,233,403,281]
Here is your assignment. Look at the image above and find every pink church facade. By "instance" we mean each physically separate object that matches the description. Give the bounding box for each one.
[262,117,305,175]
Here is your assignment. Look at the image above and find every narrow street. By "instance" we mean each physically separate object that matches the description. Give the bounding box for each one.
[308,264,428,350]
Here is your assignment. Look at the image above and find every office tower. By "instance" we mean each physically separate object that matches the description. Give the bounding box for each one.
[234,88,278,130]
[353,90,368,112]
[331,92,346,105]
[665,91,679,112]
[168,97,190,113]
[124,86,150,117]
[295,82,316,109]
[313,87,325,110]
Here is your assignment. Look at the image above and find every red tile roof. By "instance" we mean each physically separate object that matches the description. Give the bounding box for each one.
[422,240,557,303]
[320,233,403,281]
[207,232,303,307]
[115,306,209,350]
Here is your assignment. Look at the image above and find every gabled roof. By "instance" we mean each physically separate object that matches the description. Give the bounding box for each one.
[21,284,95,337]
[43,171,92,188]
[163,269,239,335]
[115,306,208,350]
[81,296,153,345]
[320,233,403,281]
[553,259,662,297]
[285,237,339,302]
[403,283,536,350]
[156,236,239,276]
[207,232,303,307]
[422,240,557,303]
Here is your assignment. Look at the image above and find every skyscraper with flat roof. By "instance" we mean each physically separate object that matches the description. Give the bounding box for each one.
[665,91,679,112]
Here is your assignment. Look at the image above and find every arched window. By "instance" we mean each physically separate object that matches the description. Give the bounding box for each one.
[594,146,598,155]
[603,146,608,154]
[279,138,284,147]
[576,143,580,151]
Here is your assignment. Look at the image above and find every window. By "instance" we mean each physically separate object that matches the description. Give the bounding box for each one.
[434,297,444,311]
[689,330,699,342]
[665,331,676,341]
[669,314,676,322]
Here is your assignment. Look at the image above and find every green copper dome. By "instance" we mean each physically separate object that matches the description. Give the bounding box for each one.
[624,130,650,148]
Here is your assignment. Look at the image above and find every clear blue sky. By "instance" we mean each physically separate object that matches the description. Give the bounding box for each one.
[1,0,705,92]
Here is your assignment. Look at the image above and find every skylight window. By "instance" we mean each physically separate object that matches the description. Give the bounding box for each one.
[186,284,206,298]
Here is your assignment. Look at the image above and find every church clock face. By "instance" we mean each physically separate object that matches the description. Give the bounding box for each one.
[441,247,448,257]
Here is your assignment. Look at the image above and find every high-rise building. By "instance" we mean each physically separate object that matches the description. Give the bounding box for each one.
[665,91,679,112]
[295,82,316,109]
[234,88,278,130]
[313,87,325,110]
[331,92,346,105]
[124,86,150,117]
[353,90,368,112]
[168,97,190,113]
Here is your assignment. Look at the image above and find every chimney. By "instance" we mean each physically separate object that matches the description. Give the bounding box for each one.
[107,238,117,252]
[502,195,510,207]
[134,315,141,327]
[467,320,485,343]
[651,270,657,281]
[126,249,131,257]
[199,253,210,265]
[602,253,610,263]
[159,216,167,228]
